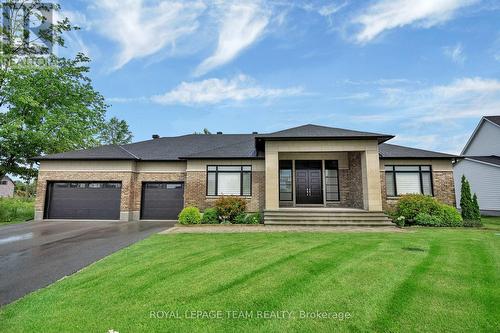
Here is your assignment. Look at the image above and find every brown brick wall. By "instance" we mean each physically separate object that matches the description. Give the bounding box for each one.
[347,151,364,209]
[380,170,456,211]
[36,171,136,212]
[432,171,456,206]
[184,171,265,212]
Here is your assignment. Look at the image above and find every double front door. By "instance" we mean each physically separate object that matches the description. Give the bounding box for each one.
[295,160,323,205]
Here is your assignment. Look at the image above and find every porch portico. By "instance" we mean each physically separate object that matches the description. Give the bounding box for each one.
[263,140,384,212]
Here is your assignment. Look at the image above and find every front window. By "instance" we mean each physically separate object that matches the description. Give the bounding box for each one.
[325,160,340,201]
[206,165,251,196]
[385,165,433,197]
[279,160,293,201]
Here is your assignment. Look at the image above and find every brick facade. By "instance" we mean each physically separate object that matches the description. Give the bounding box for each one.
[184,171,265,212]
[326,152,363,209]
[380,170,456,211]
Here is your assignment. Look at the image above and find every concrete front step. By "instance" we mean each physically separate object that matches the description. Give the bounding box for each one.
[263,209,394,226]
[265,221,395,226]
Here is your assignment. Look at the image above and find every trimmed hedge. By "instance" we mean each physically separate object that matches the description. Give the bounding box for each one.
[392,194,463,227]
[201,208,219,224]
[178,206,202,225]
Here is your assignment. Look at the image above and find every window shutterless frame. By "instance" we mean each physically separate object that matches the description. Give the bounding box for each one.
[206,165,252,196]
[385,165,434,197]
[279,160,293,201]
[325,160,340,202]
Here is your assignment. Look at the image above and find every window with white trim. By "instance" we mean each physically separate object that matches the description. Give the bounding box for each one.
[206,166,252,196]
[385,165,433,197]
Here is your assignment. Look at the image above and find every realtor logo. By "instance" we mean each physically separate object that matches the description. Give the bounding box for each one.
[1,1,55,56]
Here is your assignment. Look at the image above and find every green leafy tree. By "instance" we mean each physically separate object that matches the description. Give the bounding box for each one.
[98,117,133,145]
[472,193,481,221]
[460,175,475,220]
[0,1,109,180]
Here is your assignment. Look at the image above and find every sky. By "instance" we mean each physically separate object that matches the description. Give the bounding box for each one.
[55,0,500,154]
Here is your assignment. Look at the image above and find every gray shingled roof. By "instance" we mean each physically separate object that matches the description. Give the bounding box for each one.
[379,143,456,159]
[465,156,500,166]
[34,134,259,161]
[256,124,393,143]
[35,144,139,160]
[485,115,500,126]
[34,125,454,161]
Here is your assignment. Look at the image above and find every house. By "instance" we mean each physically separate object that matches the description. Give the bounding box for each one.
[33,124,456,224]
[0,176,15,198]
[454,116,500,216]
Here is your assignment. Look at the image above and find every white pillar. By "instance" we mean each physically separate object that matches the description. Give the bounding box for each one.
[265,150,279,210]
[361,150,383,211]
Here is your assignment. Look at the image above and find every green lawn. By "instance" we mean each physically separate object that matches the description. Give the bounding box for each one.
[0,197,34,225]
[1,222,499,332]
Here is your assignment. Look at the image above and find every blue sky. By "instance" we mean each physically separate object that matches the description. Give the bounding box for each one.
[57,0,500,154]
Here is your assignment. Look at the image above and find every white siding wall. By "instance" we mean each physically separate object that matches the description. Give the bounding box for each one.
[463,121,500,156]
[454,159,500,211]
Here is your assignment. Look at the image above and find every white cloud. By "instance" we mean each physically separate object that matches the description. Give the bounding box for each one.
[194,2,270,76]
[352,0,478,43]
[151,74,303,105]
[443,43,466,64]
[93,0,206,70]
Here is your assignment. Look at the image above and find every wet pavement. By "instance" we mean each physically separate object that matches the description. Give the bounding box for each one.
[0,220,174,306]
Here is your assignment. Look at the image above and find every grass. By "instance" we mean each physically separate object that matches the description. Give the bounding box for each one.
[0,197,34,225]
[0,224,499,332]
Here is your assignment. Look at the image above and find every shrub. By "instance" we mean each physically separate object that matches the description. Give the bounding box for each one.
[438,205,463,227]
[246,212,262,224]
[394,215,406,227]
[234,213,247,224]
[394,194,442,224]
[0,198,34,223]
[460,175,475,220]
[463,219,483,227]
[415,213,442,226]
[472,193,481,221]
[201,208,219,224]
[178,206,202,225]
[214,196,246,222]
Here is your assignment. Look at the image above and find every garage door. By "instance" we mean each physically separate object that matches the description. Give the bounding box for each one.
[45,182,121,220]
[141,182,184,220]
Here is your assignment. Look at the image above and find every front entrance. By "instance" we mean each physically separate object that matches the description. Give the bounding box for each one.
[295,160,323,205]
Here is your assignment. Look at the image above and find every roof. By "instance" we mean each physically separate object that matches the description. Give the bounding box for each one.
[256,124,394,143]
[34,134,260,161]
[461,115,500,155]
[463,155,500,167]
[1,176,14,183]
[34,124,453,161]
[485,115,500,126]
[379,143,456,159]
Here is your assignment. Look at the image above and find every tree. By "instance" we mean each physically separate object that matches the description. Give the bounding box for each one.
[472,193,481,221]
[0,1,109,180]
[460,175,475,220]
[98,117,133,145]
[194,128,212,134]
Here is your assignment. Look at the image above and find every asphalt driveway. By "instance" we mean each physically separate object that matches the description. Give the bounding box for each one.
[0,220,174,306]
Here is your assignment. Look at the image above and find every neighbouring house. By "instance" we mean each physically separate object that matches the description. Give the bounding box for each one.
[33,124,456,225]
[0,176,15,198]
[454,116,500,216]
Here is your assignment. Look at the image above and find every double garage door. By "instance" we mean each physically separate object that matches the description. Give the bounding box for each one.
[45,181,184,220]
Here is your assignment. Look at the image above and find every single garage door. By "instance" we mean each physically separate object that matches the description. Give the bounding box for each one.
[141,182,184,220]
[45,182,121,220]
